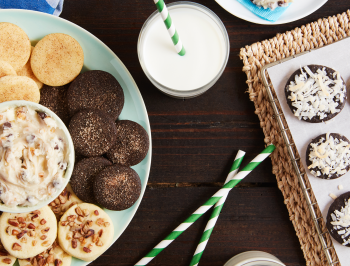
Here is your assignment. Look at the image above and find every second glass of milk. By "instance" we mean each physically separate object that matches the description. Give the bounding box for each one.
[138,1,230,99]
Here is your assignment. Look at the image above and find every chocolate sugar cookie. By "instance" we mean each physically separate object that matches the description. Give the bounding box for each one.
[67,70,124,120]
[70,157,112,203]
[306,133,350,179]
[326,192,350,247]
[93,165,141,211]
[39,84,70,125]
[285,65,346,123]
[106,120,149,166]
[68,109,117,157]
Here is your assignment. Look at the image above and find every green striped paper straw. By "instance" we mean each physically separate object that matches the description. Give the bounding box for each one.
[135,144,275,266]
[189,150,246,266]
[154,0,186,56]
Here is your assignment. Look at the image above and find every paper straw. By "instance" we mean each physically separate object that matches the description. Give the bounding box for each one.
[154,0,186,56]
[135,144,275,266]
[189,150,246,266]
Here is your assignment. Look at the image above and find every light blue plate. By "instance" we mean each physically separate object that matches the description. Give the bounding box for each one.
[0,9,152,265]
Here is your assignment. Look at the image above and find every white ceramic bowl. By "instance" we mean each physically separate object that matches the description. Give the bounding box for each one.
[0,100,75,213]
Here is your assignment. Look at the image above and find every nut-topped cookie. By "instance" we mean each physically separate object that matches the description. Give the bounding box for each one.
[285,65,346,123]
[0,206,58,259]
[48,184,83,220]
[18,241,72,266]
[57,203,114,262]
[0,239,16,266]
[306,133,350,179]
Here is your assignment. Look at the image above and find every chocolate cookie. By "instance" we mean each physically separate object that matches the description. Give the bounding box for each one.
[106,120,149,166]
[70,157,112,203]
[39,84,70,125]
[67,70,124,120]
[93,165,141,211]
[326,192,350,247]
[68,109,117,157]
[285,65,346,123]
[306,133,350,179]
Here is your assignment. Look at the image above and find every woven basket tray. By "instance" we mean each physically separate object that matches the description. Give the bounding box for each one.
[239,10,350,266]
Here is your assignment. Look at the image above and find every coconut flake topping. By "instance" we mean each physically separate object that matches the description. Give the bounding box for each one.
[331,197,350,245]
[287,66,346,121]
[308,133,350,179]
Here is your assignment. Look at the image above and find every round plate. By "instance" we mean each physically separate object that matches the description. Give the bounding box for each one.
[0,9,152,265]
[215,0,328,25]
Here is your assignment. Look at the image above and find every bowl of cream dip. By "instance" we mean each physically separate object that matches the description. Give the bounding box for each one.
[0,100,74,213]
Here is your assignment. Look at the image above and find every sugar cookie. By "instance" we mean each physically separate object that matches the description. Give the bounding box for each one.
[58,203,114,261]
[0,22,31,71]
[0,239,16,266]
[18,241,72,266]
[17,47,43,90]
[0,60,16,79]
[31,33,84,86]
[48,184,84,220]
[0,206,58,259]
[0,76,40,103]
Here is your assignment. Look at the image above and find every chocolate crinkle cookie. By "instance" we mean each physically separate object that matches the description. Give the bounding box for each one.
[68,109,117,157]
[39,84,70,125]
[306,133,350,180]
[285,65,346,123]
[106,120,149,166]
[93,165,141,211]
[70,157,112,204]
[327,192,350,247]
[67,70,124,120]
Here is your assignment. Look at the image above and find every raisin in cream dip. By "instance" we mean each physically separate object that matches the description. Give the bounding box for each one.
[0,106,69,207]
[251,0,292,10]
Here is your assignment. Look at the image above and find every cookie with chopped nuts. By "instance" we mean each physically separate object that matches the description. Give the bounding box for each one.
[48,184,83,220]
[106,120,149,166]
[0,206,57,259]
[93,165,141,211]
[18,241,71,266]
[57,203,114,261]
[70,157,112,204]
[68,109,117,157]
[0,239,16,266]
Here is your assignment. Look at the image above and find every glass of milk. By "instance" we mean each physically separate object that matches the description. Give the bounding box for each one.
[138,1,230,99]
[224,251,286,266]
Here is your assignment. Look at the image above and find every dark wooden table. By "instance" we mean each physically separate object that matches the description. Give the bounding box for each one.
[60,1,349,265]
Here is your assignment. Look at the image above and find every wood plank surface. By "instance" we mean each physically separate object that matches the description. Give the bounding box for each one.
[58,1,350,265]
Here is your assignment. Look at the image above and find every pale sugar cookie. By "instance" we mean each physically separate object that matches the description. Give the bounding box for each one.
[0,238,16,266]
[31,33,84,86]
[18,240,72,266]
[17,47,43,90]
[0,206,58,259]
[0,23,31,71]
[0,76,40,103]
[58,203,114,261]
[0,60,16,79]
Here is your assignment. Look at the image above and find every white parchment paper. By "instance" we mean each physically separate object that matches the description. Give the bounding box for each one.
[267,37,350,264]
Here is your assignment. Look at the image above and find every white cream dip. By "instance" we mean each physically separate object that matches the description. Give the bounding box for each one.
[0,106,69,207]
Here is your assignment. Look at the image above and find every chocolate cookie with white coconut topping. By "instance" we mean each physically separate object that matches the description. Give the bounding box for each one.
[306,133,350,179]
[326,192,350,246]
[285,65,346,123]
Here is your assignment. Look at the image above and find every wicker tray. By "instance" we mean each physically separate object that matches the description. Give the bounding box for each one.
[239,10,350,266]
